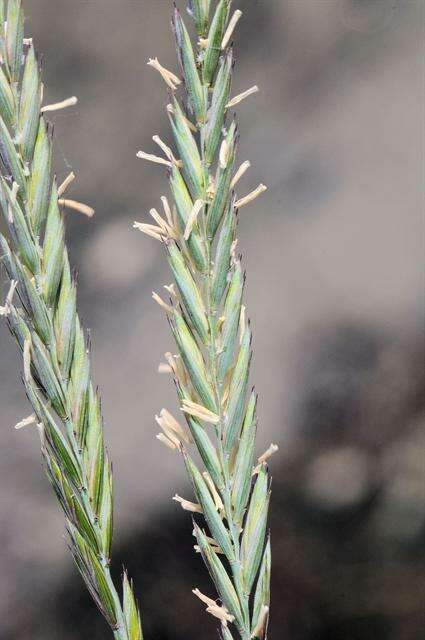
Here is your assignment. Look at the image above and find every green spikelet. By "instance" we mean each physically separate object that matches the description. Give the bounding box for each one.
[0,5,143,639]
[135,2,272,639]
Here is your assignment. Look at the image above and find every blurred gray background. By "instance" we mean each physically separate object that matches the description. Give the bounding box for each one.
[0,1,423,638]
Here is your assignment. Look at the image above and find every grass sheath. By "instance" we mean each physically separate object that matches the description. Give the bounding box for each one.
[136,2,275,638]
[0,2,143,638]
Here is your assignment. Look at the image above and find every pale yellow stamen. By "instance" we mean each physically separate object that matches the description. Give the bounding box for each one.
[156,433,178,450]
[147,57,181,90]
[164,352,176,371]
[7,200,13,224]
[165,352,187,384]
[184,199,204,240]
[23,338,31,383]
[175,356,187,383]
[192,531,221,548]
[152,135,179,165]
[251,605,269,639]
[156,422,181,448]
[198,37,209,49]
[207,604,234,624]
[166,103,198,132]
[194,544,223,555]
[258,443,279,465]
[14,414,37,430]
[133,222,165,241]
[226,85,259,109]
[0,280,17,317]
[231,161,251,188]
[192,588,217,608]
[11,181,19,204]
[41,96,78,113]
[152,291,173,313]
[148,208,168,231]
[58,198,94,218]
[221,10,243,49]
[136,150,172,168]
[181,400,220,425]
[161,196,173,227]
[36,422,45,441]
[221,384,230,409]
[57,172,75,197]
[230,239,238,263]
[158,363,173,374]
[149,208,175,237]
[253,444,278,475]
[203,472,224,513]
[235,184,267,208]
[158,408,192,443]
[193,588,233,622]
[163,283,177,296]
[219,139,229,169]
[206,177,216,199]
[239,305,246,345]
[173,495,202,513]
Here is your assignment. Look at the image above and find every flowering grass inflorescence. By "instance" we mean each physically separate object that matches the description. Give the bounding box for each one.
[0,2,142,638]
[135,2,276,639]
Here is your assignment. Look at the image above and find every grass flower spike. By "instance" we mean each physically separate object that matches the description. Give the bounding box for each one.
[0,2,142,638]
[136,2,273,639]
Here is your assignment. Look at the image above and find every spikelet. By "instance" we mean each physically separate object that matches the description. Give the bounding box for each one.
[0,5,142,639]
[134,2,273,638]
